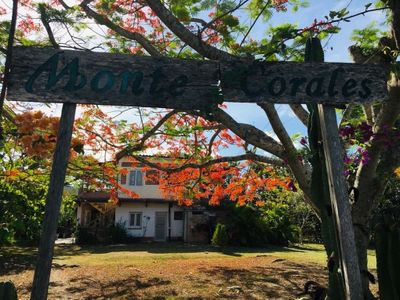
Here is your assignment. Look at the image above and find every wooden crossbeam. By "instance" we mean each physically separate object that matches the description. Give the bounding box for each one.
[8,47,388,108]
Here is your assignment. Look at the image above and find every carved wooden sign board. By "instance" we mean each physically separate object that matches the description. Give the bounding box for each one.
[8,47,388,108]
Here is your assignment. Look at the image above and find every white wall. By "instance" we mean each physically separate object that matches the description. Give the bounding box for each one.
[76,205,82,225]
[117,157,163,199]
[115,202,184,238]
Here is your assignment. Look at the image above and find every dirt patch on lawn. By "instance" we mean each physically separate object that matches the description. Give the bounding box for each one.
[1,256,328,299]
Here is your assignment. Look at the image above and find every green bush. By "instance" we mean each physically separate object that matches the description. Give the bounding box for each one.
[0,281,18,300]
[75,226,98,245]
[225,204,269,246]
[211,223,229,246]
[106,222,129,244]
[57,193,77,238]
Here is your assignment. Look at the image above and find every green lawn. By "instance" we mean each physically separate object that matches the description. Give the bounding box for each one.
[1,242,377,269]
[50,242,376,268]
[0,243,378,299]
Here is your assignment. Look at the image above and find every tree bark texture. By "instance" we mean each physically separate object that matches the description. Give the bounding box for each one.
[30,103,76,300]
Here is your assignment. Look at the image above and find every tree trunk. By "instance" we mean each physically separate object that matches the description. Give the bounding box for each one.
[353,225,373,299]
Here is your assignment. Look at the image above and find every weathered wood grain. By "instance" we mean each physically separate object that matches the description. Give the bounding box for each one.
[220,60,388,104]
[8,47,221,110]
[30,103,76,300]
[8,47,388,107]
[318,104,363,300]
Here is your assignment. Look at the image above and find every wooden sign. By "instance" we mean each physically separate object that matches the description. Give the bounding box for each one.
[8,47,220,110]
[220,60,388,104]
[8,47,388,108]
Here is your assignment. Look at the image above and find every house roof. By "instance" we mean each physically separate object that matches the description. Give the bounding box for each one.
[115,150,194,163]
[77,192,111,203]
[77,192,176,204]
[119,198,175,204]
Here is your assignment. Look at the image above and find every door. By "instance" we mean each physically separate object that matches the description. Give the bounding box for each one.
[155,212,167,241]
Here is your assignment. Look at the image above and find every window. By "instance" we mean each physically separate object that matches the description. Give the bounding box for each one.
[145,169,160,185]
[121,162,133,167]
[129,170,143,186]
[129,212,142,228]
[192,211,204,215]
[174,211,183,220]
[120,169,127,184]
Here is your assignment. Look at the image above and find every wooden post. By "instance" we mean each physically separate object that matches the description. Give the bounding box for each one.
[30,103,76,300]
[0,0,18,141]
[318,104,363,300]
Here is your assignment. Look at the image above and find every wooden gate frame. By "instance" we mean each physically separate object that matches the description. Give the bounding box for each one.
[6,46,389,300]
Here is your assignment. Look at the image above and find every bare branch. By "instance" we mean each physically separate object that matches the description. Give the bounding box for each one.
[362,104,374,125]
[39,4,60,49]
[389,0,400,50]
[145,0,235,60]
[208,128,222,156]
[117,109,179,159]
[190,18,217,31]
[258,103,311,195]
[290,104,309,127]
[80,1,162,57]
[132,152,284,174]
[339,103,355,128]
[239,1,269,47]
[199,0,249,34]
[193,107,285,157]
[58,0,71,9]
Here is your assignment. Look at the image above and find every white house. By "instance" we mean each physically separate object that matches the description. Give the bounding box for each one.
[76,155,219,242]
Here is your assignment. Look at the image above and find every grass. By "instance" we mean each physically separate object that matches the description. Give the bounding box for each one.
[51,242,376,269]
[0,243,378,299]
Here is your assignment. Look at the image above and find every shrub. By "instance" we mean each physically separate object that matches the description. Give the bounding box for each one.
[211,223,229,247]
[225,204,269,246]
[75,226,98,245]
[0,281,18,300]
[106,222,129,244]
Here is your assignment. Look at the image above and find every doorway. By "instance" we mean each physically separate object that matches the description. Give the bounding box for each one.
[155,212,168,241]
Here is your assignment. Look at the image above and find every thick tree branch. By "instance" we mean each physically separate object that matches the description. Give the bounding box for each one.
[132,152,284,174]
[199,0,249,34]
[116,109,179,159]
[389,0,400,49]
[194,107,285,157]
[58,0,71,10]
[362,104,374,125]
[190,18,218,31]
[145,0,235,60]
[290,104,309,127]
[80,1,162,57]
[207,128,222,156]
[353,75,400,223]
[38,4,60,49]
[258,103,311,196]
[339,103,355,127]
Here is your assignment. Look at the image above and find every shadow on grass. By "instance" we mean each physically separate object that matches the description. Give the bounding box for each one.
[1,242,317,275]
[64,275,175,299]
[54,242,309,258]
[198,260,327,299]
[0,246,37,276]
